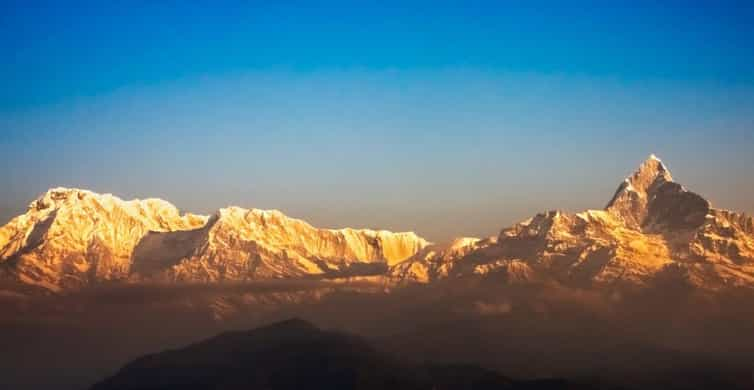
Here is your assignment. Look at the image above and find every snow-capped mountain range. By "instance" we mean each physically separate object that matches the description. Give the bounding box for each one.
[1,155,753,293]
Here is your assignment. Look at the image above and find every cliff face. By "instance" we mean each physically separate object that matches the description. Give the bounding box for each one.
[389,156,754,290]
[0,189,428,291]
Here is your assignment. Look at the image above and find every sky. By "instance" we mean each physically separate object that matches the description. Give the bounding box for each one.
[1,1,753,241]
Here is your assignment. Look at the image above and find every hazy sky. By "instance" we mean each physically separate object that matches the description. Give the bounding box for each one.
[2,2,753,241]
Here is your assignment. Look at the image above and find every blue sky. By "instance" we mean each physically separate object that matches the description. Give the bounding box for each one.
[1,1,753,240]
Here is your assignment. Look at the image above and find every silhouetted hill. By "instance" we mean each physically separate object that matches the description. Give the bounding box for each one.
[91,318,576,390]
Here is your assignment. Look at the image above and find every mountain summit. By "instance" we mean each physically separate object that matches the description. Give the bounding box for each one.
[606,155,710,232]
[390,156,754,289]
[606,154,674,228]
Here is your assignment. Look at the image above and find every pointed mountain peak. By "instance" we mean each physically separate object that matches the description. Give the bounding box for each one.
[604,155,674,228]
[636,154,673,184]
[646,153,667,169]
[605,155,711,230]
[607,155,673,208]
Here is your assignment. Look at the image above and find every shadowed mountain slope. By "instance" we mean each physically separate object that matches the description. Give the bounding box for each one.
[90,318,575,390]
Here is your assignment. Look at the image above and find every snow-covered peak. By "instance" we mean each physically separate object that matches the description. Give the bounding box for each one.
[29,187,91,210]
[606,155,673,210]
[605,155,712,232]
[636,154,673,184]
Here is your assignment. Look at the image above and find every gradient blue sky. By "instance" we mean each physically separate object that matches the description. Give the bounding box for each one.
[2,1,753,241]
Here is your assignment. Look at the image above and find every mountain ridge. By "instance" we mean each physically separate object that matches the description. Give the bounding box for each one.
[388,155,754,290]
[2,155,753,293]
[0,188,429,291]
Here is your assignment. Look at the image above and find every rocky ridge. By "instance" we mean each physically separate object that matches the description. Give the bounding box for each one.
[0,188,428,291]
[388,156,754,290]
